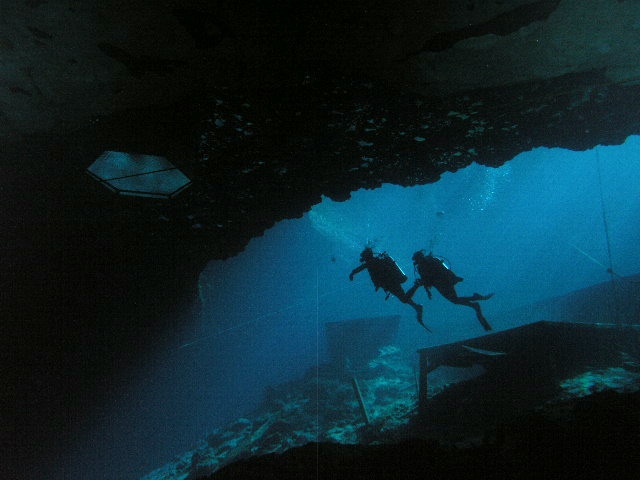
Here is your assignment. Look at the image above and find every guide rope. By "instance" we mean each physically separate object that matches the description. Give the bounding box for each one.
[595,147,622,324]
[595,147,616,284]
[569,149,640,324]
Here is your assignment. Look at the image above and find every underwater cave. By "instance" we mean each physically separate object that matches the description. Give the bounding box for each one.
[3,1,640,479]
[41,139,640,480]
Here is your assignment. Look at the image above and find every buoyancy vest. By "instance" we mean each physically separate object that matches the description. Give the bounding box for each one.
[368,253,408,291]
[416,254,461,287]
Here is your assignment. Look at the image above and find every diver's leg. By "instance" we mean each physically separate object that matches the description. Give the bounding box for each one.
[451,293,480,302]
[405,280,421,300]
[443,286,494,303]
[388,284,411,304]
[389,284,426,329]
[437,285,463,302]
[470,292,495,301]
[440,287,492,331]
[389,285,422,310]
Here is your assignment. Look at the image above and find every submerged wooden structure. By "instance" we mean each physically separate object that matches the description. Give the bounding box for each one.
[417,321,640,419]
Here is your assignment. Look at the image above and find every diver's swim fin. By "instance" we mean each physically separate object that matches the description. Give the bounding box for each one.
[418,319,432,333]
[419,322,432,333]
[416,305,432,332]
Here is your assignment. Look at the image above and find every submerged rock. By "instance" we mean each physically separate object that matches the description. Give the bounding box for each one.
[141,340,640,479]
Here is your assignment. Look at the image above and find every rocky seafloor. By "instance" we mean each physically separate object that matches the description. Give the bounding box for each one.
[141,343,640,480]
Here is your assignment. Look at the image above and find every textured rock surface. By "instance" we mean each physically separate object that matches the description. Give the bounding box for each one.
[208,387,640,480]
[2,0,640,139]
[138,339,640,480]
[405,0,640,94]
[0,0,233,140]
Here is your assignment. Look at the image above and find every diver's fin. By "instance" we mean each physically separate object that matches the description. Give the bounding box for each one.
[416,305,432,332]
[418,319,432,333]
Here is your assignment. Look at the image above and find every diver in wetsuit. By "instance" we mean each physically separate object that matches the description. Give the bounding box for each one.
[407,250,494,331]
[349,247,427,330]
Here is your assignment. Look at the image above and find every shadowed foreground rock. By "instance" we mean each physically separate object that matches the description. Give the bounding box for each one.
[209,391,640,480]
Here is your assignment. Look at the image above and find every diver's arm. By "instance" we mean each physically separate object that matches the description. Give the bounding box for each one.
[349,264,367,281]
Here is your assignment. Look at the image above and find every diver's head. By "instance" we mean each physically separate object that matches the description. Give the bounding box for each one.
[412,250,426,263]
[360,247,374,262]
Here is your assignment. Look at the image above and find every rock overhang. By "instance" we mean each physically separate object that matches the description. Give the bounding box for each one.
[73,69,638,262]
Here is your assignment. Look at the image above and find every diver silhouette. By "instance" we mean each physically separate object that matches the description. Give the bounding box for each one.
[349,247,428,331]
[407,250,494,331]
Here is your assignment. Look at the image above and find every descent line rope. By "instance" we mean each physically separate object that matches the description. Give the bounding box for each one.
[595,147,621,324]
[595,147,615,282]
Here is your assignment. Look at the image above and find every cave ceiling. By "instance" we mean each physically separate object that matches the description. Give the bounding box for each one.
[3,0,640,260]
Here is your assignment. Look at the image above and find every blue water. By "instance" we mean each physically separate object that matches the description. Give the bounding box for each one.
[59,137,640,479]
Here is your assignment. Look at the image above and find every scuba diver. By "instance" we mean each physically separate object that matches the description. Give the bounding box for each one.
[407,250,494,331]
[349,247,428,331]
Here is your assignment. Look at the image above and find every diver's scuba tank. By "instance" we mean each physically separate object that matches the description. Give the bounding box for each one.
[431,253,462,284]
[368,251,408,292]
[378,252,408,284]
[432,254,451,270]
[416,251,462,285]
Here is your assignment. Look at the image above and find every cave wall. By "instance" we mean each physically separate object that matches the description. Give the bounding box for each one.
[2,1,640,477]
[0,133,205,476]
[403,0,640,94]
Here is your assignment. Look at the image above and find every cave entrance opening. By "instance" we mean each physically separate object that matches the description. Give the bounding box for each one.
[66,137,640,480]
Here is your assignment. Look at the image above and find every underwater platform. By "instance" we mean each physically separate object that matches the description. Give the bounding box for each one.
[417,320,640,439]
[141,318,640,480]
[142,276,640,480]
